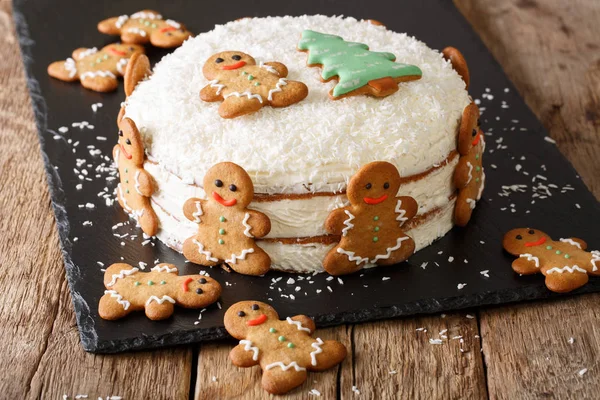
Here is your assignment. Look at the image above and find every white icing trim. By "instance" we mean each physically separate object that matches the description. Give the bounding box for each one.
[265,361,306,372]
[145,295,176,306]
[80,70,116,80]
[126,27,147,37]
[131,11,162,20]
[225,248,255,265]
[310,338,324,366]
[134,170,143,195]
[114,147,120,168]
[115,15,129,29]
[208,79,225,95]
[166,19,181,28]
[341,210,354,236]
[116,58,128,75]
[64,58,77,78]
[259,62,278,75]
[192,239,219,262]
[105,290,130,310]
[466,198,476,209]
[242,212,253,238]
[519,253,540,268]
[151,265,178,273]
[267,78,288,101]
[239,339,259,361]
[466,162,473,185]
[477,169,485,200]
[395,199,408,226]
[117,184,144,219]
[286,317,311,333]
[371,236,410,263]
[106,267,139,287]
[559,238,582,249]
[192,201,203,223]
[546,266,587,274]
[76,47,98,60]
[591,250,599,272]
[337,247,369,266]
[224,91,263,103]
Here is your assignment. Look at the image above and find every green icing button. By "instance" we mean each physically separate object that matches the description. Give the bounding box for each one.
[219,229,226,235]
[160,280,166,285]
[564,254,570,259]
[218,239,224,245]
[278,336,286,342]
[269,328,276,333]
[148,280,154,286]
[373,216,379,221]
[134,281,140,286]
[219,216,226,222]
[374,226,380,232]
[287,343,295,348]
[373,237,379,242]
[546,245,553,250]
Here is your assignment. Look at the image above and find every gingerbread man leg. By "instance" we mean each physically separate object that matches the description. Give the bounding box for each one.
[80,74,119,93]
[182,237,220,267]
[545,271,589,293]
[145,298,175,320]
[454,192,475,227]
[322,247,365,276]
[373,236,416,266]
[138,204,158,237]
[99,291,132,320]
[218,95,263,119]
[226,246,271,276]
[47,61,79,82]
[511,257,540,275]
[310,340,347,371]
[261,366,307,395]
[269,81,309,108]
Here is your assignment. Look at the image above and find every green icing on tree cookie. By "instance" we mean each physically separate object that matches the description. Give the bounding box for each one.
[298,30,422,97]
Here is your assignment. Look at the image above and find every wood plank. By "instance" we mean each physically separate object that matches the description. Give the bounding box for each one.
[195,326,349,399]
[455,0,600,398]
[0,2,194,398]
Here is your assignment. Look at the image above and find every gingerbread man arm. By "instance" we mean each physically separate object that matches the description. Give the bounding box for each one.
[200,84,224,102]
[97,17,122,35]
[453,157,472,189]
[71,47,91,60]
[134,168,154,197]
[230,343,260,368]
[289,315,316,333]
[563,237,588,250]
[246,210,271,238]
[47,60,79,83]
[397,196,418,222]
[112,144,120,161]
[324,207,351,236]
[511,257,541,275]
[263,62,288,78]
[183,198,207,223]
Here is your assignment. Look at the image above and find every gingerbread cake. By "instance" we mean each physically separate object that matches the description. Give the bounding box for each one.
[121,15,478,273]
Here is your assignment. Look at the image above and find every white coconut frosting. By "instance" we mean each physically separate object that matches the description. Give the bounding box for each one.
[125,15,470,194]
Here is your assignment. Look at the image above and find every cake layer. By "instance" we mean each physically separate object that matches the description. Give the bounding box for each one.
[145,152,457,239]
[125,15,470,194]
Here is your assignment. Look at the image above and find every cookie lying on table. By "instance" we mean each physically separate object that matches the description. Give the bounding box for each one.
[224,301,346,394]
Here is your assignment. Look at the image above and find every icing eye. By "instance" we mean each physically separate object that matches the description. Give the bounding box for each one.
[472,129,477,137]
[516,235,522,240]
[118,130,123,137]
[166,32,173,36]
[365,183,372,190]
[232,55,242,60]
[215,179,223,187]
[251,304,259,310]
[528,229,535,234]
[215,57,224,63]
[129,47,135,51]
[196,288,203,294]
[229,184,237,192]
[125,139,131,145]
[383,182,390,189]
[198,278,207,284]
[237,311,246,317]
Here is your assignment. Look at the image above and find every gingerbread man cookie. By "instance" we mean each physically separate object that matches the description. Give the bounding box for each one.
[200,51,309,118]
[453,103,485,227]
[503,228,600,293]
[124,52,151,97]
[182,162,272,275]
[47,43,144,92]
[323,162,418,276]
[113,117,158,236]
[98,10,192,48]
[99,263,221,320]
[442,47,470,88]
[298,30,422,99]
[224,301,347,394]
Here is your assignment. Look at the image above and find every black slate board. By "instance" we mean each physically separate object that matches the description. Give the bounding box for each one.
[13,0,600,353]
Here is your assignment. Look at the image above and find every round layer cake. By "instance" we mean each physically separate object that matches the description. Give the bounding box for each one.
[123,15,472,273]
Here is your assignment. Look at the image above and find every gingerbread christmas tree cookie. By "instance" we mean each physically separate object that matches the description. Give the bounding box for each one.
[98,10,192,48]
[453,103,485,226]
[99,263,222,320]
[182,162,272,275]
[113,117,158,236]
[298,30,422,99]
[323,161,418,276]
[224,301,347,394]
[47,43,144,92]
[200,51,308,118]
[503,228,600,293]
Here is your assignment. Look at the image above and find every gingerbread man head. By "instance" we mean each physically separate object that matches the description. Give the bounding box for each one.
[117,117,145,166]
[150,25,192,48]
[224,300,279,339]
[202,51,257,80]
[175,275,221,308]
[457,103,481,156]
[346,161,402,207]
[203,162,254,209]
[502,228,552,255]
[103,43,143,59]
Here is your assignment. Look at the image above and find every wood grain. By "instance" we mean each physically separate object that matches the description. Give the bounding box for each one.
[455,0,600,399]
[0,1,193,399]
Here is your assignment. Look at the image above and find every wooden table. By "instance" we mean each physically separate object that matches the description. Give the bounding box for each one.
[1,1,599,398]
